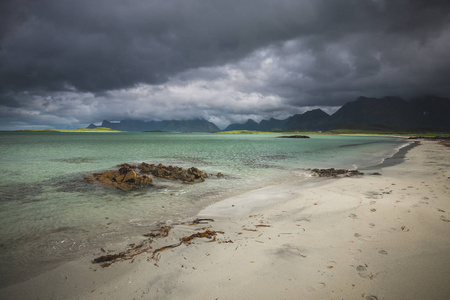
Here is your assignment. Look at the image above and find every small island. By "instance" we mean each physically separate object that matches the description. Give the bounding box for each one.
[17,127,125,133]
[277,135,310,139]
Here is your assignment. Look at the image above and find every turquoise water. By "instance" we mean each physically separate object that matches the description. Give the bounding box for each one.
[0,132,407,286]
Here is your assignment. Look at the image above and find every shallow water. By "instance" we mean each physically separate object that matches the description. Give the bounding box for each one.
[0,132,407,286]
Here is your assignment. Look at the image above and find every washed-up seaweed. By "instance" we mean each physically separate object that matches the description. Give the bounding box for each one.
[180,230,223,244]
[93,245,152,267]
[92,226,172,267]
[92,239,153,268]
[152,230,224,262]
[92,220,223,267]
[151,241,183,261]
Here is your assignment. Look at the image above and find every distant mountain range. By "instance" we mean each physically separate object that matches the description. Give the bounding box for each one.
[87,118,220,132]
[224,96,450,131]
[88,96,450,132]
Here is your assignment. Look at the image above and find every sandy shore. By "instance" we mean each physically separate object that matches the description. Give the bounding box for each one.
[1,140,449,299]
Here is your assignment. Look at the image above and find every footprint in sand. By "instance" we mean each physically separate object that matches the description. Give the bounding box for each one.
[306,282,326,292]
[365,191,382,199]
[365,296,378,300]
[370,208,376,212]
[349,213,357,219]
[327,261,337,268]
[378,250,388,255]
[348,248,363,255]
[356,265,371,278]
[354,233,373,242]
[440,216,450,223]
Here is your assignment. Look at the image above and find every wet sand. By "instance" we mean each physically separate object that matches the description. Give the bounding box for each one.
[1,140,449,299]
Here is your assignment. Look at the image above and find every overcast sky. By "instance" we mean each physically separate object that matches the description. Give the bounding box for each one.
[1,0,450,129]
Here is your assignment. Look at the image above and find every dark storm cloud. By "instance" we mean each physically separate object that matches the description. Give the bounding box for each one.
[1,0,450,129]
[1,0,299,93]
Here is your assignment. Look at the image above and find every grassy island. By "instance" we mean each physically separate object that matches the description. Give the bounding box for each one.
[18,127,125,133]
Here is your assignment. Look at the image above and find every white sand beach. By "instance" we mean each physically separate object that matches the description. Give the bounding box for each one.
[1,140,449,300]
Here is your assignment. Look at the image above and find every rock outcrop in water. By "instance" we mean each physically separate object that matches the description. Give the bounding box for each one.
[137,162,207,183]
[310,168,364,177]
[84,162,208,190]
[84,165,153,191]
[277,135,310,139]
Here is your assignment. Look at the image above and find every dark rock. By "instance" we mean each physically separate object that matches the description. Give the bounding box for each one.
[85,166,153,191]
[181,167,207,183]
[277,135,310,139]
[310,168,364,178]
[137,162,154,173]
[137,163,208,183]
[85,162,209,190]
[118,163,136,169]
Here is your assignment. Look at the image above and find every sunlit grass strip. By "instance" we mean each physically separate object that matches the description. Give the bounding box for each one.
[219,129,450,137]
[19,127,125,132]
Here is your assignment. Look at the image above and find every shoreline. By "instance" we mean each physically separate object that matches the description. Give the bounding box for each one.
[361,140,418,170]
[0,134,406,290]
[1,140,449,299]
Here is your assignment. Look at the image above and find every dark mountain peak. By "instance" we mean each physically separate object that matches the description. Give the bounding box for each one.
[266,117,285,122]
[303,108,329,117]
[87,123,97,129]
[330,95,450,129]
[257,117,289,131]
[356,96,368,101]
[92,95,450,133]
[338,96,408,117]
[284,108,331,131]
[224,118,259,131]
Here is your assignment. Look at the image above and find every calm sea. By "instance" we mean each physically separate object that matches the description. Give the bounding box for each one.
[0,132,408,286]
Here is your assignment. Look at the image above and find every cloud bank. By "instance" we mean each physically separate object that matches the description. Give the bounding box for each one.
[1,0,450,129]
